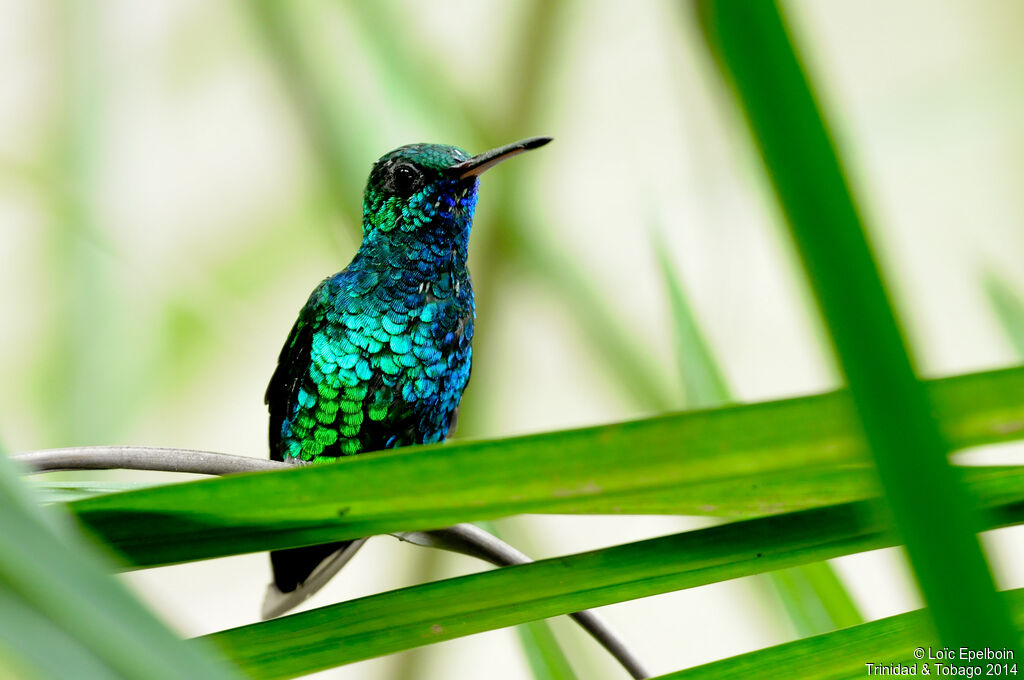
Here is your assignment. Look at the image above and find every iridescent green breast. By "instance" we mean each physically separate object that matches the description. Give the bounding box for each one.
[267,237,475,463]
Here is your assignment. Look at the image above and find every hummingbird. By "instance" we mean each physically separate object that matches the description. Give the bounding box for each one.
[262,136,552,617]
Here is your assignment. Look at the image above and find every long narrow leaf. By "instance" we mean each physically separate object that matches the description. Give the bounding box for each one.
[64,365,1024,568]
[33,480,157,503]
[204,498,1024,680]
[696,0,1016,652]
[516,620,580,680]
[0,454,239,680]
[654,235,730,409]
[985,271,1024,357]
[657,589,1024,679]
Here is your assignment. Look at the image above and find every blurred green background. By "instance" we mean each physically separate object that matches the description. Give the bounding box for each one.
[2,1,1024,678]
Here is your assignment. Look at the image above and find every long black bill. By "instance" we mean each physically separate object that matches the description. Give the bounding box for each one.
[447,136,552,179]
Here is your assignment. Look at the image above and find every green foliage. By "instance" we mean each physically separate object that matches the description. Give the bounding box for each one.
[661,589,1024,679]
[202,495,1021,678]
[986,272,1024,357]
[5,1,1022,678]
[0,454,239,680]
[32,480,156,503]
[65,366,1024,568]
[696,0,1016,653]
[514,620,579,680]
[197,503,893,677]
[655,235,730,410]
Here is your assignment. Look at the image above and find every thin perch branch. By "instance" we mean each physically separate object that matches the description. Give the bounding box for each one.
[14,445,651,679]
[15,446,289,474]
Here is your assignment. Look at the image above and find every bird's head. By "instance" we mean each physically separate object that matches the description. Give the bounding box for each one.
[360,137,551,252]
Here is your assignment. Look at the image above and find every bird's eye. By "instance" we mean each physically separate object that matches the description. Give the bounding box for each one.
[389,163,422,197]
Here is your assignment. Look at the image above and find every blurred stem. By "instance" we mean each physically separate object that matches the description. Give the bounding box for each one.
[40,2,110,445]
[244,2,363,238]
[984,272,1024,357]
[697,0,1015,653]
[338,2,487,143]
[517,621,580,680]
[39,3,172,448]
[770,562,861,634]
[501,0,563,133]
[148,193,334,401]
[467,0,680,428]
[514,230,677,413]
[452,0,572,435]
[654,235,729,409]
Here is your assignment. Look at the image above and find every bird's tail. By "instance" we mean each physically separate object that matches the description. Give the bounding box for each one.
[261,539,368,620]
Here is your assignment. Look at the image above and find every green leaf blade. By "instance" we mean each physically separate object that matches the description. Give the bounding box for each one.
[204,493,1024,679]
[63,366,1024,568]
[205,502,893,679]
[0,454,241,680]
[658,589,1024,680]
[696,0,1017,653]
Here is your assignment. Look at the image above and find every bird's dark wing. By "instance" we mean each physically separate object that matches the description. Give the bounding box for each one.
[264,303,357,603]
[266,311,314,462]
